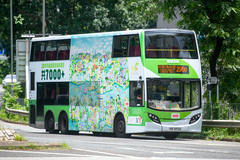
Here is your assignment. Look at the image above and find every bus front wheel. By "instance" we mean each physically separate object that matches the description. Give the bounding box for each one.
[114,115,131,138]
[59,112,68,134]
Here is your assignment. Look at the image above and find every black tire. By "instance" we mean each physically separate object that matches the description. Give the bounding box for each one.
[59,112,69,134]
[92,132,101,136]
[46,113,59,134]
[114,115,131,138]
[163,133,179,140]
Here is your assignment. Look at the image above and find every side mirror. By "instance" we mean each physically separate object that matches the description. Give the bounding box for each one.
[137,82,141,89]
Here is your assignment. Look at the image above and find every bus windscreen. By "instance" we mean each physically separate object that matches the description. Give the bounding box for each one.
[147,79,201,111]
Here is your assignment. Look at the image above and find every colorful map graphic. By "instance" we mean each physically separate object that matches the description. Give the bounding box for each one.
[69,34,129,132]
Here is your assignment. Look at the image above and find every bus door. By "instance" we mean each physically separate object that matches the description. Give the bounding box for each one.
[37,83,44,116]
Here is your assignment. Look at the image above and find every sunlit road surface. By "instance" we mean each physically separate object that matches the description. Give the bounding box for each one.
[0,121,240,160]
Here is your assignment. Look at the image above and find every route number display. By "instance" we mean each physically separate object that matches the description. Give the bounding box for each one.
[158,65,189,74]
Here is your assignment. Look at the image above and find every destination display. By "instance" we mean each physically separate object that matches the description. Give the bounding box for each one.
[158,65,189,74]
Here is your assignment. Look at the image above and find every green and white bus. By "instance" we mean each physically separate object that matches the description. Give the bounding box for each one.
[29,29,202,139]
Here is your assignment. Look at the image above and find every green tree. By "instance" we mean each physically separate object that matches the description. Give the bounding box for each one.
[0,0,157,79]
[157,0,240,102]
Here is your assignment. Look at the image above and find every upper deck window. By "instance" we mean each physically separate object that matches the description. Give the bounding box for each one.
[112,34,140,58]
[145,31,197,59]
[30,39,70,61]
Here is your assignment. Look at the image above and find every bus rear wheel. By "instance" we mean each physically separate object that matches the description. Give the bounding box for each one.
[46,113,59,134]
[59,112,68,134]
[114,115,131,138]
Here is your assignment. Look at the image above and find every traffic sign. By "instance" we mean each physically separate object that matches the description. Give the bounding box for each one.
[210,77,218,84]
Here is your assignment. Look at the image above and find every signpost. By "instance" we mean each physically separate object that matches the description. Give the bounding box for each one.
[16,39,30,99]
[206,75,219,105]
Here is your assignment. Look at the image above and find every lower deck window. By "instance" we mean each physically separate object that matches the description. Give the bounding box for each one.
[44,82,69,105]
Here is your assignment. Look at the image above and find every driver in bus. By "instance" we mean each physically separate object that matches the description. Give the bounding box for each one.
[135,88,142,106]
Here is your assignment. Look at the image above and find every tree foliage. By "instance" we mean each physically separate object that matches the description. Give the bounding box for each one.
[157,0,240,103]
[0,0,157,80]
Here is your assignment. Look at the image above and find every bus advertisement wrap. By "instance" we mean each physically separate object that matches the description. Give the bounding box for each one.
[29,29,202,139]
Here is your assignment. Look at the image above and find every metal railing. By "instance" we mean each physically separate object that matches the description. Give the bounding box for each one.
[202,103,240,128]
[5,104,28,117]
[2,98,29,117]
[203,103,240,120]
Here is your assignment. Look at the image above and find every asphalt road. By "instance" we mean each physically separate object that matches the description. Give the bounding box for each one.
[0,121,240,160]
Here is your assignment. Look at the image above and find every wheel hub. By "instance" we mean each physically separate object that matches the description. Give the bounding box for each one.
[48,118,54,128]
[117,120,125,133]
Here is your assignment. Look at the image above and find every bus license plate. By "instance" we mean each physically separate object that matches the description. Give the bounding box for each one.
[169,127,182,131]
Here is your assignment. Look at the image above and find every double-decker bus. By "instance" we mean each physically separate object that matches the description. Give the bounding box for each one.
[29,29,202,139]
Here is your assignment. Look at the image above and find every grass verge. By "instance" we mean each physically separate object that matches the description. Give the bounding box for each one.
[0,142,71,150]
[179,127,240,142]
[0,107,28,124]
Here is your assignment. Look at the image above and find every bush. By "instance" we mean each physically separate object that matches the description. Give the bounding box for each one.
[0,82,28,123]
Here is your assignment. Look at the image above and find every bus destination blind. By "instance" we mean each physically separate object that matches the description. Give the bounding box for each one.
[158,65,189,74]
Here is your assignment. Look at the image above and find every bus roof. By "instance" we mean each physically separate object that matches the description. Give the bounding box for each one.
[31,28,194,42]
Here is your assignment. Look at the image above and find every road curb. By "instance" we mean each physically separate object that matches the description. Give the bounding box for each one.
[0,121,64,150]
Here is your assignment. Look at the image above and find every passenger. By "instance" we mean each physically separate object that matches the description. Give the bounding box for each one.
[179,46,191,58]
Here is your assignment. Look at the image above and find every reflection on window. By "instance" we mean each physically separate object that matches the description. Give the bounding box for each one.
[46,41,57,60]
[58,40,70,60]
[184,82,190,108]
[113,36,128,57]
[130,81,144,107]
[147,79,200,111]
[31,42,45,61]
[145,31,197,59]
[43,82,69,105]
[113,35,140,57]
[30,40,70,61]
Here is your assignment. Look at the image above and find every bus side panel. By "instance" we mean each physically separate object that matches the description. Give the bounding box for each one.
[69,35,130,133]
[29,100,37,127]
[126,107,147,134]
[44,105,69,130]
[29,99,43,129]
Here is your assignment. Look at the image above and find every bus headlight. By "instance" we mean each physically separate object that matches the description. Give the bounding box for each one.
[148,113,161,124]
[189,113,201,124]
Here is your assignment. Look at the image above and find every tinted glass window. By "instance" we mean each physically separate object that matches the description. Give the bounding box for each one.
[113,36,128,57]
[30,39,70,61]
[112,34,140,57]
[46,41,57,60]
[129,81,144,107]
[58,40,70,60]
[44,82,69,105]
[31,42,46,61]
[30,72,35,91]
[145,31,197,59]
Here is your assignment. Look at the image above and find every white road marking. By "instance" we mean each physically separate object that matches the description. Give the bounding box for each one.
[116,147,140,151]
[154,151,194,154]
[72,147,139,158]
[0,157,146,160]
[0,150,90,157]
